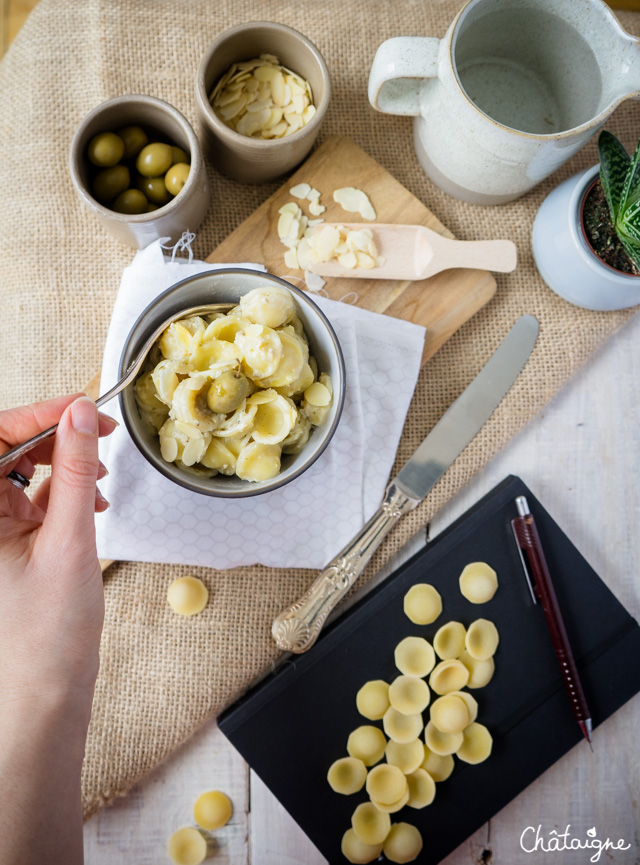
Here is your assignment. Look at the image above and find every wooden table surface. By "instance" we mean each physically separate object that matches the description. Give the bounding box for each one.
[2,2,639,863]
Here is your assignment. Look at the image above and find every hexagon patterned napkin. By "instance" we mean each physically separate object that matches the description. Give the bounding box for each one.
[96,238,426,569]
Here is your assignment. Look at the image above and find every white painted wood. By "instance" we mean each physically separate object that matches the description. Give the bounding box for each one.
[84,313,640,863]
[311,223,517,280]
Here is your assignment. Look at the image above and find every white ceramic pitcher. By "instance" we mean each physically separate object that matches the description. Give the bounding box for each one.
[368,0,640,204]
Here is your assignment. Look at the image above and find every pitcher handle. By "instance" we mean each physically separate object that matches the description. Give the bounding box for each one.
[368,36,440,116]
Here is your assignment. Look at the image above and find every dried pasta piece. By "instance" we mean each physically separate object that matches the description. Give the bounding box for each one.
[456,722,493,764]
[167,826,207,865]
[465,619,500,660]
[385,739,424,775]
[347,725,387,766]
[424,721,464,757]
[383,823,424,864]
[356,680,390,721]
[167,576,209,616]
[459,650,495,689]
[239,285,295,328]
[394,636,436,678]
[428,659,470,695]
[193,790,232,830]
[365,764,408,806]
[459,562,498,604]
[383,707,424,744]
[351,801,391,845]
[388,675,430,715]
[403,583,442,625]
[371,788,410,813]
[327,757,367,795]
[449,690,478,724]
[433,621,466,660]
[405,768,436,809]
[421,747,454,782]
[429,694,470,734]
[341,828,383,864]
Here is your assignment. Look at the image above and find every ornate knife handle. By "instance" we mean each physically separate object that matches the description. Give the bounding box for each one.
[272,482,420,653]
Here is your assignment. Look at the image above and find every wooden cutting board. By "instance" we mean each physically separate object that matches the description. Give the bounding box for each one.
[205,135,496,364]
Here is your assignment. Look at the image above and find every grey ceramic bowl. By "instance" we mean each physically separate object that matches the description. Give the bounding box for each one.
[69,95,210,248]
[195,21,330,183]
[119,269,345,498]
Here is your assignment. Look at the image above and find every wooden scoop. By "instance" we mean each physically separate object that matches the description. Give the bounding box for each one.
[308,223,517,280]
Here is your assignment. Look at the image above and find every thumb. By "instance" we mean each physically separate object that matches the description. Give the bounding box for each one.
[42,396,100,557]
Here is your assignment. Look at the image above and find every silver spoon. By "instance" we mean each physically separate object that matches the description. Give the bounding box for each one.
[0,303,235,471]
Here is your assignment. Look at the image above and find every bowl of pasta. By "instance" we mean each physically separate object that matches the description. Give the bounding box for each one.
[119,269,345,497]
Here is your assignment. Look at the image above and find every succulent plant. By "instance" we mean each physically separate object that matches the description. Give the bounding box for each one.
[598,130,640,270]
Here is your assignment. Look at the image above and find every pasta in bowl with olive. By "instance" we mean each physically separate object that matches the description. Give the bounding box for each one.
[133,284,336,486]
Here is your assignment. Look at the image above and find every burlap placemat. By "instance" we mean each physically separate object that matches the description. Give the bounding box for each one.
[0,0,637,818]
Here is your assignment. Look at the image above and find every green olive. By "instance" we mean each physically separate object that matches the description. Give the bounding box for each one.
[207,370,250,414]
[171,145,190,165]
[87,132,125,167]
[165,163,190,197]
[146,202,160,212]
[117,125,149,159]
[112,188,148,214]
[92,164,130,202]
[136,142,173,177]
[135,175,170,205]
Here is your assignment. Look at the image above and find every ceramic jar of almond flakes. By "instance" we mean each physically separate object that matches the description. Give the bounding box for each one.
[196,22,330,183]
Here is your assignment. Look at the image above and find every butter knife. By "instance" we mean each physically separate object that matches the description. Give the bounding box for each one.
[272,314,539,654]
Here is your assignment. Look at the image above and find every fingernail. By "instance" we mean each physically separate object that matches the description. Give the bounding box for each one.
[71,397,98,434]
[98,412,120,428]
[96,488,110,507]
[98,461,109,478]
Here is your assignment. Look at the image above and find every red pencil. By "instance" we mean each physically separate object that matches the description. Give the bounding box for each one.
[511,495,593,750]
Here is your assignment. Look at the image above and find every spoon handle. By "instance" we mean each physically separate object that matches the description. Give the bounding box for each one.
[429,237,517,275]
[0,373,134,471]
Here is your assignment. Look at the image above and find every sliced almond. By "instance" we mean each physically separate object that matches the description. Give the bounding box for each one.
[290,182,311,199]
[284,247,299,269]
[333,187,377,221]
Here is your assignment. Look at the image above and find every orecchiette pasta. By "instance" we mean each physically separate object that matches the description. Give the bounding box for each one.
[356,680,390,721]
[135,286,333,482]
[327,757,367,795]
[405,768,436,809]
[465,619,500,660]
[456,722,493,764]
[429,694,470,734]
[365,764,408,806]
[458,650,495,689]
[421,747,454,782]
[433,621,467,660]
[428,659,470,695]
[383,707,424,744]
[394,636,436,678]
[382,823,423,864]
[341,828,383,864]
[385,739,425,775]
[403,583,442,625]
[388,675,430,715]
[352,802,391,846]
[424,720,464,757]
[459,561,498,604]
[347,725,387,767]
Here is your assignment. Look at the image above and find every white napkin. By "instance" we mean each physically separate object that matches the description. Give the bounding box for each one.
[96,239,426,569]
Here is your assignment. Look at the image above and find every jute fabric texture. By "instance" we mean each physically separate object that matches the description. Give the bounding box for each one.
[0,0,637,818]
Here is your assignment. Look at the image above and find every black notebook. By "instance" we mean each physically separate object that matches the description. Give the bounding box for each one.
[218,476,640,864]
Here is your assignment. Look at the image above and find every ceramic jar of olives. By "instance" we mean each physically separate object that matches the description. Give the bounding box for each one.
[70,95,209,248]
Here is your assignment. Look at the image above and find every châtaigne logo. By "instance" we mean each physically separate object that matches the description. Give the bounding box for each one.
[520,824,631,862]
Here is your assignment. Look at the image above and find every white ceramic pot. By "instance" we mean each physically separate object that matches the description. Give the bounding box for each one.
[368,0,640,204]
[532,164,640,311]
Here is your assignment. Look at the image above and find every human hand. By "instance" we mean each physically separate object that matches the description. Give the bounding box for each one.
[0,394,118,706]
